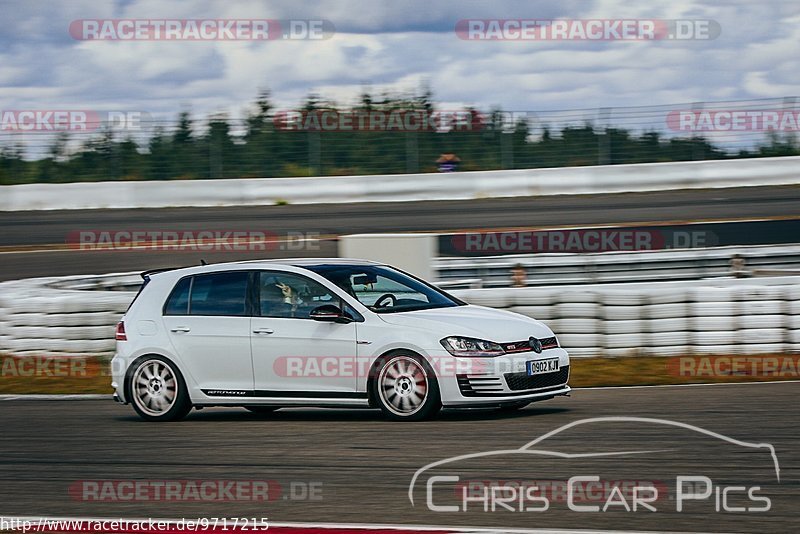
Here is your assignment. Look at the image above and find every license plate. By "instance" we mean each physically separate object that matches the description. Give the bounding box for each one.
[527,358,560,376]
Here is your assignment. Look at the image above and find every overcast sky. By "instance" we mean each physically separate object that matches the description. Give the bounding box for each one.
[1,0,798,122]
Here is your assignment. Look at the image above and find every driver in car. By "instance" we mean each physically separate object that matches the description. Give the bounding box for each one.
[276,281,299,305]
[261,280,305,317]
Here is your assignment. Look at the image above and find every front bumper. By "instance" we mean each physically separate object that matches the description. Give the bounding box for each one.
[446,385,571,408]
[435,347,571,406]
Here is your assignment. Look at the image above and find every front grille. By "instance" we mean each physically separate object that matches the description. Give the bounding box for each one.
[501,336,559,353]
[504,366,570,391]
[540,336,558,349]
[457,375,505,397]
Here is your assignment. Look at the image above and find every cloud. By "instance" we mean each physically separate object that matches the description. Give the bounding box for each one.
[0,0,796,128]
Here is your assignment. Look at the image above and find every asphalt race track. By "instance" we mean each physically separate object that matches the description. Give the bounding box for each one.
[1,382,798,532]
[2,185,799,532]
[1,184,800,281]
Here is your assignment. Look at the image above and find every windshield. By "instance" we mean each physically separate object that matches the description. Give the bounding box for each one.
[306,264,464,313]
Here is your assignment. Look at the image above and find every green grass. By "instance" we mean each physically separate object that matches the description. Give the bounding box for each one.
[1,354,797,395]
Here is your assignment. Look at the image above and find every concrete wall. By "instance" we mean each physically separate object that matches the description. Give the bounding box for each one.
[2,156,799,211]
[340,234,436,280]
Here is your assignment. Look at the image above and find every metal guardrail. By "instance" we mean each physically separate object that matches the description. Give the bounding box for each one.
[435,244,800,288]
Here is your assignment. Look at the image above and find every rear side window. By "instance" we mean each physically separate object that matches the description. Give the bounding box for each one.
[163,277,191,315]
[189,271,249,316]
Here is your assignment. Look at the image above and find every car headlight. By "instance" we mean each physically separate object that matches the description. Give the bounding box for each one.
[440,336,505,357]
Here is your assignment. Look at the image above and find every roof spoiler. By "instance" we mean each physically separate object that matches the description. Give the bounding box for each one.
[140,260,209,280]
[140,267,180,280]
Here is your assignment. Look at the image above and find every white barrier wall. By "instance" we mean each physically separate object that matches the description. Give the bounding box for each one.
[340,233,436,280]
[2,156,799,211]
[1,272,799,358]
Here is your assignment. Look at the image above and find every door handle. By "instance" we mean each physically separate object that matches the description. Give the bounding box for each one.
[253,328,274,335]
[170,326,191,333]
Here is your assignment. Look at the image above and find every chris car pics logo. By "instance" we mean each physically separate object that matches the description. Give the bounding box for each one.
[410,417,778,514]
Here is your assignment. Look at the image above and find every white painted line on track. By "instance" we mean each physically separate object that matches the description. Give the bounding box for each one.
[577,379,800,390]
[0,394,109,401]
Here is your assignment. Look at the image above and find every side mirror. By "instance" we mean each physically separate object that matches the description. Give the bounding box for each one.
[310,304,352,324]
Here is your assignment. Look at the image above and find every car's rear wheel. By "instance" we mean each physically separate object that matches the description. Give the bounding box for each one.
[129,356,191,422]
[245,406,280,415]
[372,353,441,421]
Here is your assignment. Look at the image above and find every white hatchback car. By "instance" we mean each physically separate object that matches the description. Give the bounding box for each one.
[112,259,570,421]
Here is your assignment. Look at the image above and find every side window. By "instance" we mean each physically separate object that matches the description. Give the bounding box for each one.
[189,271,249,317]
[259,272,337,319]
[163,277,191,315]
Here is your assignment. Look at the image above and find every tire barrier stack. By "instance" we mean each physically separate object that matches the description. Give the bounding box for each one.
[436,245,800,288]
[452,276,800,358]
[1,272,799,359]
[0,273,138,357]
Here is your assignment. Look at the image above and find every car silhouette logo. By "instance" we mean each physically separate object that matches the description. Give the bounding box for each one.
[408,416,781,507]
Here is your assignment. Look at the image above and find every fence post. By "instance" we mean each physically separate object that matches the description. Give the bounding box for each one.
[406,131,419,174]
[501,132,513,169]
[308,131,321,176]
[691,101,704,161]
[598,107,611,165]
[210,133,222,179]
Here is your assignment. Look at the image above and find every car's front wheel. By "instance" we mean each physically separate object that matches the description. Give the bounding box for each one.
[372,353,441,421]
[128,356,192,422]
